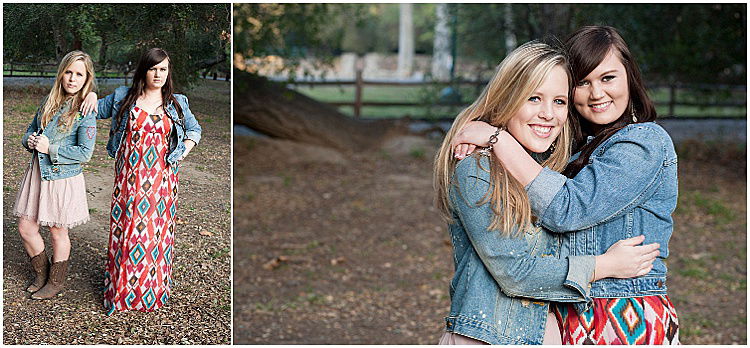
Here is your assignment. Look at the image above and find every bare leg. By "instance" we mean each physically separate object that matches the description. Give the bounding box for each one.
[542,310,562,345]
[49,226,70,262]
[18,217,44,257]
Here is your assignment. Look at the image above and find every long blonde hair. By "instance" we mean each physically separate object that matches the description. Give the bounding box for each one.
[434,41,573,237]
[40,51,96,132]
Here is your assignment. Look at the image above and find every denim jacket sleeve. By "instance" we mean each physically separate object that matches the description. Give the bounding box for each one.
[21,113,40,153]
[452,156,595,302]
[21,98,45,152]
[525,124,668,232]
[177,94,202,145]
[48,112,97,164]
[96,92,117,120]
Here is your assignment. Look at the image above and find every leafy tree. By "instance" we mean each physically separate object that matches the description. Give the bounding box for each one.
[4,3,230,89]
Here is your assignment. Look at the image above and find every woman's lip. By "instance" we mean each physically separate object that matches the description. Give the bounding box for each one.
[589,101,612,112]
[529,124,553,138]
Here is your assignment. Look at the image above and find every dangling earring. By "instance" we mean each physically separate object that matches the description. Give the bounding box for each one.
[631,101,637,122]
[549,140,556,153]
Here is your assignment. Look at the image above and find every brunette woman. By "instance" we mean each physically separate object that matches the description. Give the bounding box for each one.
[15,50,97,300]
[93,48,202,314]
[435,41,660,344]
[453,26,680,344]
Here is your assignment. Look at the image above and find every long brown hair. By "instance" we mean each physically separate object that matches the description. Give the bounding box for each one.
[114,48,184,128]
[40,51,97,132]
[562,26,657,178]
[435,41,573,237]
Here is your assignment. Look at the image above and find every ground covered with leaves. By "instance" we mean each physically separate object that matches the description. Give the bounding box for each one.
[3,80,231,344]
[233,133,746,344]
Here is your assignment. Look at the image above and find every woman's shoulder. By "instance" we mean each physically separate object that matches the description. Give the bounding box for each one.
[615,122,671,140]
[173,93,189,104]
[602,122,674,150]
[454,155,492,184]
[114,86,130,94]
[594,122,675,162]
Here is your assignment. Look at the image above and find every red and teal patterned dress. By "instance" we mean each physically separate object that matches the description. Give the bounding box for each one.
[104,106,178,315]
[553,295,680,344]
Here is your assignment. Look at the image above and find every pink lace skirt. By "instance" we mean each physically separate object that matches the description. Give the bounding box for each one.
[13,158,90,228]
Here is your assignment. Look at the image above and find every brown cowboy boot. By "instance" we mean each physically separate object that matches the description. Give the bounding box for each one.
[27,250,50,292]
[31,259,68,300]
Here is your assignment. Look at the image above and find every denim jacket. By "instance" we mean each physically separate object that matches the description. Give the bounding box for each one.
[96,86,202,165]
[445,155,595,344]
[526,122,678,307]
[21,99,97,181]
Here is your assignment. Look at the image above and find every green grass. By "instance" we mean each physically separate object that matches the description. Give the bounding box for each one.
[293,84,746,119]
[688,191,736,224]
[409,147,426,159]
[14,101,38,114]
[210,247,230,259]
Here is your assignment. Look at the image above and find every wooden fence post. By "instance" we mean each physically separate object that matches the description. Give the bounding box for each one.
[668,84,676,117]
[354,57,364,118]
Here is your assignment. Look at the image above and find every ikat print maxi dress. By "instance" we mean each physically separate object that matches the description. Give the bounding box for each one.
[104,106,178,315]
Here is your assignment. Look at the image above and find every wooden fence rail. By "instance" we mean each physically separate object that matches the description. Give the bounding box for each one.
[4,62,230,81]
[283,72,746,119]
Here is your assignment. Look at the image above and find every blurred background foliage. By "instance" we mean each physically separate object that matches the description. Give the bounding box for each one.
[4,3,231,89]
[235,3,746,85]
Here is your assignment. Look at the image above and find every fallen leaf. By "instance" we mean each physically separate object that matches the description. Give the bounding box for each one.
[199,230,213,237]
[330,257,345,265]
[262,256,289,270]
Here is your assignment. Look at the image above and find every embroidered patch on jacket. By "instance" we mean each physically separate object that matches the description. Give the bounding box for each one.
[86,126,96,139]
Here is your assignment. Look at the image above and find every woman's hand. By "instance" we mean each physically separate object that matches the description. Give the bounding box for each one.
[450,121,499,159]
[180,139,196,160]
[81,91,98,115]
[34,134,50,154]
[594,235,660,280]
[27,132,39,149]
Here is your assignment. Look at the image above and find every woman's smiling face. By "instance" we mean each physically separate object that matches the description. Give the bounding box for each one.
[573,48,630,128]
[506,64,569,153]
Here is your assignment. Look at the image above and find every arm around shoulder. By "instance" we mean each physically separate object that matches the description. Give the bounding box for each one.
[527,124,669,232]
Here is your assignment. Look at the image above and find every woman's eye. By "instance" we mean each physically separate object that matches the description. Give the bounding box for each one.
[602,75,615,82]
[528,96,541,102]
[576,80,589,87]
[554,99,567,105]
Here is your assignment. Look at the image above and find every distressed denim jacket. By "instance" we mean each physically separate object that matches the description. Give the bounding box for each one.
[22,99,97,181]
[526,122,678,309]
[445,155,595,344]
[96,86,202,165]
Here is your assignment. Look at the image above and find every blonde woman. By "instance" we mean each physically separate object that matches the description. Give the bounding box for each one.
[14,50,98,300]
[451,26,681,344]
[434,41,660,344]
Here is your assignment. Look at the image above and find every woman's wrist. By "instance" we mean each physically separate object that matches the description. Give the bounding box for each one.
[593,255,609,281]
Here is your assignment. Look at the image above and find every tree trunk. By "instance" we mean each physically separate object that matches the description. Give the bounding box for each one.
[233,70,408,152]
[99,34,109,71]
[397,3,414,78]
[503,4,517,54]
[431,4,452,82]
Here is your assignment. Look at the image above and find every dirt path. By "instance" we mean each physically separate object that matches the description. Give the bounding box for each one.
[232,135,746,344]
[3,80,231,344]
